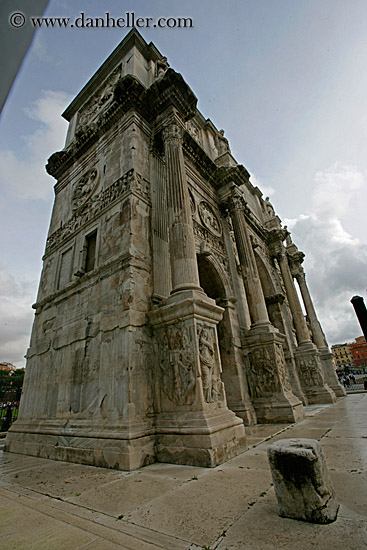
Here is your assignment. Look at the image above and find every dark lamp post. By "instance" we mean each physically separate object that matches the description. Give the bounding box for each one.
[350,295,367,340]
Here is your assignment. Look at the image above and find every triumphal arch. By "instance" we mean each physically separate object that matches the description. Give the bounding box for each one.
[5,30,344,470]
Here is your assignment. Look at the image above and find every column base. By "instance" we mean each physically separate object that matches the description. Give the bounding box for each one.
[252,391,304,424]
[319,348,346,397]
[242,324,305,424]
[155,410,247,467]
[228,402,257,426]
[5,419,156,471]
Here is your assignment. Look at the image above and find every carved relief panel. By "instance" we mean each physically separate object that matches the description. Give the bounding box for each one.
[46,169,148,255]
[274,343,292,392]
[72,168,99,213]
[185,119,203,147]
[77,64,123,129]
[246,342,292,399]
[198,201,222,237]
[156,325,197,407]
[197,323,225,404]
[154,320,226,410]
[247,346,280,398]
[296,354,325,388]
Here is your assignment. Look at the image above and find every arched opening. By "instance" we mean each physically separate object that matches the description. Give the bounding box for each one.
[197,255,226,302]
[255,252,285,335]
[197,255,240,412]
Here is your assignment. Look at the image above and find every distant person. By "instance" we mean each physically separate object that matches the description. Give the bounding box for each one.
[1,403,12,432]
[364,380,367,391]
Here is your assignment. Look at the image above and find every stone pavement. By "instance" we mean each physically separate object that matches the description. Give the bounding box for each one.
[1,394,366,550]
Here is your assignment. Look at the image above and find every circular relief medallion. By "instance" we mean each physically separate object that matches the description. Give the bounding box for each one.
[198,201,222,237]
[72,169,99,212]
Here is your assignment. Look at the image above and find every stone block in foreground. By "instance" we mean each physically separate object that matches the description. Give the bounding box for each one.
[267,438,339,523]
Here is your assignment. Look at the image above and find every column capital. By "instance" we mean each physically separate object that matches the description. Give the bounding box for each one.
[288,252,305,279]
[292,265,306,282]
[162,119,185,143]
[228,190,246,212]
[267,228,289,259]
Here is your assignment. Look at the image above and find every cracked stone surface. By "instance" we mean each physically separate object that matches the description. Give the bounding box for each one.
[267,438,339,523]
[1,395,367,549]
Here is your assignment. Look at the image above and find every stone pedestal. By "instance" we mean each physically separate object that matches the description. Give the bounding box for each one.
[243,324,304,423]
[319,348,346,397]
[268,438,339,524]
[294,343,336,404]
[149,289,247,467]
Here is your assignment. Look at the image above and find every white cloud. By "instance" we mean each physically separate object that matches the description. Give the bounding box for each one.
[285,164,367,345]
[250,173,275,198]
[0,90,71,200]
[312,162,364,219]
[0,266,37,369]
[0,90,71,367]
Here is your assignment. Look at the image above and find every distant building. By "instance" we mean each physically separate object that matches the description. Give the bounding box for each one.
[0,362,16,374]
[349,336,367,369]
[331,344,354,372]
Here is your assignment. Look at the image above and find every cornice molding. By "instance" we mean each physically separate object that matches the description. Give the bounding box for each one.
[47,69,197,180]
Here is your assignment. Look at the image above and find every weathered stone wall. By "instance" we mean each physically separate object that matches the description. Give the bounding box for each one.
[6,29,344,471]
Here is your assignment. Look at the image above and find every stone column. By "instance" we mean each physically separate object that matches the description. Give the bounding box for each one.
[162,121,201,294]
[148,116,247,467]
[228,190,304,423]
[228,192,270,327]
[290,264,345,397]
[271,239,336,404]
[295,270,326,347]
[277,250,311,346]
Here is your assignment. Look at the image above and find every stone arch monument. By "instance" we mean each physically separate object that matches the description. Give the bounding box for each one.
[5,29,345,470]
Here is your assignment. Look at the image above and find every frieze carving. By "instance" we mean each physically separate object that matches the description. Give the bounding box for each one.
[193,219,226,256]
[247,347,280,398]
[186,119,202,146]
[77,64,122,129]
[197,324,224,403]
[297,355,324,387]
[72,168,99,212]
[193,220,230,279]
[46,170,149,254]
[198,201,222,237]
[157,326,197,406]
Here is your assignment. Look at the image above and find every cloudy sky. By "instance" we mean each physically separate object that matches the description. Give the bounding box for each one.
[1,0,366,368]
